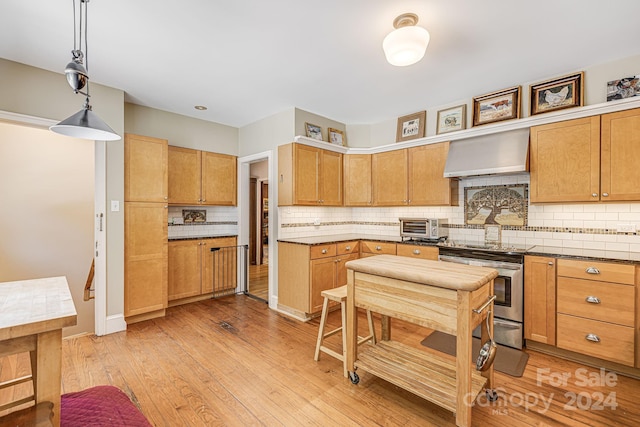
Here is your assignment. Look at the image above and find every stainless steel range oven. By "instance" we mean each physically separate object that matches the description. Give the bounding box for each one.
[438,244,526,349]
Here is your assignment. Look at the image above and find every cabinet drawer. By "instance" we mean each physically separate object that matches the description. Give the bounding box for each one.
[336,241,360,255]
[361,241,396,255]
[557,277,635,327]
[557,313,634,367]
[557,259,635,285]
[396,244,438,260]
[310,244,336,259]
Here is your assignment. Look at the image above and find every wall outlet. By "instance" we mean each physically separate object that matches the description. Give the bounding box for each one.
[110,200,120,212]
[616,223,636,233]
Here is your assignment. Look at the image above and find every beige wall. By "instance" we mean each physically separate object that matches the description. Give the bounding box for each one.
[0,58,125,322]
[0,123,95,336]
[124,103,238,155]
[238,108,294,157]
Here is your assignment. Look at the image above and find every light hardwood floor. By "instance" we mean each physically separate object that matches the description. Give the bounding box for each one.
[248,262,268,302]
[2,295,640,426]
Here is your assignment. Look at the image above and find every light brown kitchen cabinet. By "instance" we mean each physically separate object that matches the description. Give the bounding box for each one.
[124,202,167,318]
[524,255,556,345]
[125,134,168,203]
[278,241,358,316]
[168,236,237,304]
[343,154,372,206]
[530,108,640,203]
[278,143,343,206]
[168,146,237,206]
[372,144,457,206]
[556,259,636,367]
[372,149,408,206]
[360,241,396,258]
[396,244,438,260]
[408,143,458,206]
[124,134,169,322]
[600,108,640,201]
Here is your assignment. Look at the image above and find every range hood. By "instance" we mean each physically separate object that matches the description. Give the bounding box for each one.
[443,128,530,178]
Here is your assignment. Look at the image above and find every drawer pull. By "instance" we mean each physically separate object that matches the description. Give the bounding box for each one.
[345,246,351,251]
[413,249,420,255]
[585,295,601,304]
[585,334,600,343]
[585,267,600,275]
[321,249,327,254]
[375,246,382,251]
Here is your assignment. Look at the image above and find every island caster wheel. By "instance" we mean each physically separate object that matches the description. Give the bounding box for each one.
[348,371,360,384]
[486,389,498,402]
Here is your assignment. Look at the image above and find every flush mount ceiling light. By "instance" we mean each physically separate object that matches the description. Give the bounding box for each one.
[383,13,430,67]
[50,0,121,141]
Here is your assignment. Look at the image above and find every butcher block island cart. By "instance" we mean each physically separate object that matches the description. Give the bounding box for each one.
[345,255,499,427]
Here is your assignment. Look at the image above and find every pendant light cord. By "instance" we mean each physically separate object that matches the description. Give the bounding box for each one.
[83,0,90,99]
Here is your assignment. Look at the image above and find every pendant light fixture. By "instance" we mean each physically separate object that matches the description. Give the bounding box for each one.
[50,0,121,141]
[383,13,430,67]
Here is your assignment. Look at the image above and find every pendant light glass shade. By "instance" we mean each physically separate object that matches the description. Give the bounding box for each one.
[383,13,430,67]
[50,103,121,141]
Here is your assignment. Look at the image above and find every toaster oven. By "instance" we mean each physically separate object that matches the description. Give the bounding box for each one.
[400,218,448,240]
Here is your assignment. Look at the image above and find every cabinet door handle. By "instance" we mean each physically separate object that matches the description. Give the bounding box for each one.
[375,246,382,251]
[164,196,168,200]
[321,249,327,254]
[591,193,598,197]
[585,334,600,343]
[585,267,600,275]
[602,192,609,197]
[585,296,601,304]
[413,249,420,255]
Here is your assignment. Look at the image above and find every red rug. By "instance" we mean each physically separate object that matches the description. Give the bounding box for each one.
[61,385,152,427]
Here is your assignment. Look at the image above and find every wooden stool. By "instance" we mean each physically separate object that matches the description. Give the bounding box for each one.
[314,285,376,377]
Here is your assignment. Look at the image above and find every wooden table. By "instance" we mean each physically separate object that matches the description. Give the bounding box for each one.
[0,276,78,427]
[345,255,498,427]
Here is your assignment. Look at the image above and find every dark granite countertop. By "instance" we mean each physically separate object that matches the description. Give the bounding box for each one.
[169,234,237,242]
[278,235,640,264]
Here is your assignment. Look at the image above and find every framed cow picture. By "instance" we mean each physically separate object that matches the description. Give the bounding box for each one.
[472,86,521,127]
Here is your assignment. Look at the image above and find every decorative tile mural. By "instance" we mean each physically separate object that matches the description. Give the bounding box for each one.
[464,184,528,226]
[183,209,207,223]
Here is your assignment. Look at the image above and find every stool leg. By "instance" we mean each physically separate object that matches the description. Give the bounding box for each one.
[366,310,377,345]
[29,349,37,397]
[340,300,348,378]
[314,296,330,361]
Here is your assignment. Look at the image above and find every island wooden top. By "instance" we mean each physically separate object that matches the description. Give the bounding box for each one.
[0,276,77,341]
[345,255,498,292]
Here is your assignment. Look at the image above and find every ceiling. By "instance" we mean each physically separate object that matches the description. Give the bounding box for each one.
[2,0,639,128]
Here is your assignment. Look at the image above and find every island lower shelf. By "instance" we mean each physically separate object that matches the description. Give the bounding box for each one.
[355,340,487,414]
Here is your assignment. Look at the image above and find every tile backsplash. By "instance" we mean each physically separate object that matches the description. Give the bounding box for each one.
[168,206,238,238]
[279,174,640,252]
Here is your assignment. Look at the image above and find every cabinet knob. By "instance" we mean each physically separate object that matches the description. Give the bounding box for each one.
[321,249,327,254]
[402,200,407,204]
[413,249,420,255]
[368,201,372,205]
[345,246,351,251]
[591,193,598,197]
[585,295,601,304]
[164,205,168,209]
[602,192,609,197]
[585,266,600,275]
[375,246,382,251]
[585,333,600,343]
[548,261,554,266]
[408,199,411,204]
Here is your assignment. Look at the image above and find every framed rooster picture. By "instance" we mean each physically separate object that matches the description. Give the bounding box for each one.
[530,72,584,115]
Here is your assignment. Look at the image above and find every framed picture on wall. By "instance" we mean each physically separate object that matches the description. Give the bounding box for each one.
[436,104,466,134]
[472,86,521,127]
[305,122,323,141]
[396,110,426,142]
[328,128,345,146]
[530,72,584,115]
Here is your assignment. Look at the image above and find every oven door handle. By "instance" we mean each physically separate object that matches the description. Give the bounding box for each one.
[493,318,522,329]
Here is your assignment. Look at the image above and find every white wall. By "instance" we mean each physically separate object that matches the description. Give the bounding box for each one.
[0,122,95,336]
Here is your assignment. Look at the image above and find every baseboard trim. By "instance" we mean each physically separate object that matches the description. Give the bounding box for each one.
[105,314,127,335]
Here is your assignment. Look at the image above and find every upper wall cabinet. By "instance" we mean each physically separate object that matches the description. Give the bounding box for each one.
[125,134,168,202]
[278,143,343,206]
[372,143,458,206]
[344,154,372,206]
[168,146,237,206]
[530,108,640,203]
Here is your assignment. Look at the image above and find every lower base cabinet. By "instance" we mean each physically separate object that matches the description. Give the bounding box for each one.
[168,236,237,304]
[279,241,359,316]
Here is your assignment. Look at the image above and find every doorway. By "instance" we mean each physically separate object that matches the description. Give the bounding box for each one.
[247,160,269,302]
